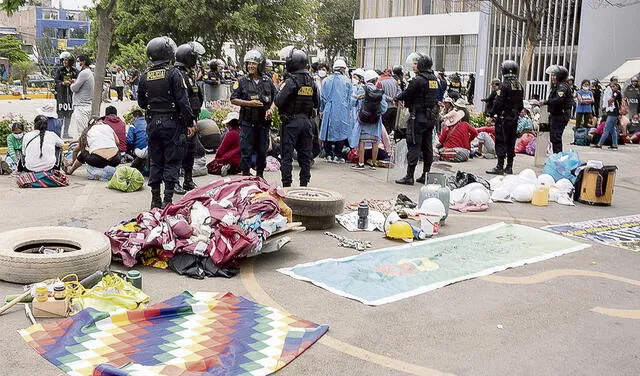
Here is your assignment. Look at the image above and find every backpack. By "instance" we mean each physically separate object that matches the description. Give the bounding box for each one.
[358,85,384,124]
[574,127,590,146]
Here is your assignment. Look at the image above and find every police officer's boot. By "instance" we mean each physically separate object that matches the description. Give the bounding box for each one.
[182,170,197,191]
[300,181,308,187]
[174,182,186,195]
[395,165,416,186]
[486,158,505,175]
[415,166,430,185]
[150,187,162,210]
[504,157,514,175]
[256,170,264,179]
[162,187,174,209]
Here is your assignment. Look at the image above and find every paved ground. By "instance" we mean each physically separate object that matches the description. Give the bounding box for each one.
[1,99,639,375]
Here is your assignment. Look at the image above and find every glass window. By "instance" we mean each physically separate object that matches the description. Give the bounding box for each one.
[404,0,417,16]
[444,45,460,71]
[42,27,56,38]
[362,0,376,19]
[446,35,461,45]
[401,37,416,66]
[416,36,430,53]
[430,45,444,72]
[66,12,79,21]
[421,0,431,14]
[374,38,388,69]
[56,28,69,39]
[388,37,402,67]
[70,28,87,39]
[461,35,477,72]
[42,10,59,20]
[391,0,403,16]
[431,36,445,45]
[376,0,390,18]
[364,39,375,69]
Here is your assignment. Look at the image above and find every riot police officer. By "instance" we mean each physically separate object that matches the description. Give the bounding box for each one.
[540,65,572,153]
[486,60,524,175]
[137,36,194,209]
[448,72,462,101]
[275,46,319,187]
[174,41,205,195]
[392,65,407,90]
[395,52,439,186]
[230,50,277,178]
[54,51,78,139]
[204,59,225,86]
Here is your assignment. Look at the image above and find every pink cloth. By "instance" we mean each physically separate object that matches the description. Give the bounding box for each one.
[106,177,286,268]
[450,201,489,212]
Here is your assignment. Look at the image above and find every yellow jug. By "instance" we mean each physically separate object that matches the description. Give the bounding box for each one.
[532,185,549,206]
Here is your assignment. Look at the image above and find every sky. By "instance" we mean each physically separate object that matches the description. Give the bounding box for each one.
[56,0,93,10]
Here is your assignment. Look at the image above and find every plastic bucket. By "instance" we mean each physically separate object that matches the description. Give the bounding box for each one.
[420,214,442,236]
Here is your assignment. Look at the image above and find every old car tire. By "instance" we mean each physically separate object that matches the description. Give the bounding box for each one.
[0,226,111,284]
[283,187,344,230]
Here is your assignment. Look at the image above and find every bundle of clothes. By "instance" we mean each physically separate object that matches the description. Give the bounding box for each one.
[106,177,292,278]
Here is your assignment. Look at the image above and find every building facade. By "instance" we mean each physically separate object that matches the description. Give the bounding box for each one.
[355,0,640,110]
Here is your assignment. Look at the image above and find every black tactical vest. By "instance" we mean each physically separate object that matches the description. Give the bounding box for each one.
[144,66,176,114]
[503,77,524,113]
[179,68,201,115]
[284,73,315,117]
[238,75,274,124]
[417,72,438,109]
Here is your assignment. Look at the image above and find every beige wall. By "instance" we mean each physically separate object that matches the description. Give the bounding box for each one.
[0,7,36,46]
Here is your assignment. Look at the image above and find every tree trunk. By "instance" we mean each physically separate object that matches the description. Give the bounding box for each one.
[519,37,535,86]
[91,0,117,116]
[22,77,27,95]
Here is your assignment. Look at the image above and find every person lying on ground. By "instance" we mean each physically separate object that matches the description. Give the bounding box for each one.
[207,112,241,176]
[21,115,64,173]
[6,122,24,171]
[66,117,121,175]
[437,109,477,162]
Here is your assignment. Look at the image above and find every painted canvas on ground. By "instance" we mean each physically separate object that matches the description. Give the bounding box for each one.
[19,291,328,376]
[278,223,589,305]
[544,214,640,252]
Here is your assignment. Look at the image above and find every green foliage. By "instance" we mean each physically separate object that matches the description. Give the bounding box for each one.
[0,0,26,15]
[112,40,148,70]
[469,112,487,128]
[122,105,143,124]
[0,36,29,64]
[11,60,36,95]
[208,101,236,130]
[271,107,281,130]
[316,0,357,65]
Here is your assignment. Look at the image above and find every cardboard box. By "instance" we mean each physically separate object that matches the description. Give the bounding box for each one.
[32,297,68,318]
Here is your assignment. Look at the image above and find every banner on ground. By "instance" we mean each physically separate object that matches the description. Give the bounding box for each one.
[278,223,589,305]
[544,214,640,252]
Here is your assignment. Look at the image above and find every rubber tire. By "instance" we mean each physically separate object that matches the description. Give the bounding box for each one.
[293,215,336,231]
[283,187,344,217]
[0,226,111,284]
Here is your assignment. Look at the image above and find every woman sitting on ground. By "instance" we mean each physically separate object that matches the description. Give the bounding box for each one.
[474,117,496,158]
[207,112,241,176]
[66,117,121,175]
[437,109,478,162]
[22,115,64,172]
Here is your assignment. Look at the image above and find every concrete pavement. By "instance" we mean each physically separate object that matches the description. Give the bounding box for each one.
[1,100,639,375]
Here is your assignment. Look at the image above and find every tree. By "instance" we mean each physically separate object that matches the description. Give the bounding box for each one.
[91,0,117,116]
[112,40,148,70]
[33,36,58,78]
[0,35,30,64]
[11,60,36,95]
[316,0,357,65]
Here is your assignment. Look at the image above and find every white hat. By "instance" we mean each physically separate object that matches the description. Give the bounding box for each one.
[443,109,465,127]
[352,68,365,78]
[443,97,454,104]
[333,59,347,70]
[37,104,58,119]
[453,98,468,109]
[363,69,379,83]
[222,111,240,124]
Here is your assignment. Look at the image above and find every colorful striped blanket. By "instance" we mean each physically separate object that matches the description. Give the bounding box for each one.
[16,169,68,188]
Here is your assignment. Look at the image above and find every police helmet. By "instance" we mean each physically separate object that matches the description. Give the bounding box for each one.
[501,60,519,77]
[450,73,461,82]
[632,76,638,82]
[266,59,273,68]
[333,59,347,70]
[392,65,403,76]
[244,50,266,73]
[59,51,73,63]
[545,65,569,82]
[208,59,226,73]
[491,78,501,85]
[567,75,574,82]
[610,76,619,82]
[405,52,433,72]
[279,45,309,73]
[146,36,177,65]
[175,41,205,68]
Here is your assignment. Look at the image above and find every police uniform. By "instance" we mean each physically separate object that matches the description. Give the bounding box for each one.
[546,81,573,153]
[176,65,203,186]
[54,65,78,138]
[137,63,193,204]
[230,74,277,176]
[395,71,439,182]
[274,70,319,187]
[490,77,524,171]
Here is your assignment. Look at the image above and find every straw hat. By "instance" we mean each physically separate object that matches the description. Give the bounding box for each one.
[453,98,468,109]
[222,111,240,124]
[443,109,465,127]
[36,104,58,118]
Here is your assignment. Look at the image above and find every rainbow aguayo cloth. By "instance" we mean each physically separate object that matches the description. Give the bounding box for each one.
[19,292,328,376]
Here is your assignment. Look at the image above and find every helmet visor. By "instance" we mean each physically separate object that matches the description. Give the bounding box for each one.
[190,41,205,56]
[244,50,263,64]
[279,45,295,60]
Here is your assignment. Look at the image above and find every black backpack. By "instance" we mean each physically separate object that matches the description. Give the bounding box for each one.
[358,85,384,124]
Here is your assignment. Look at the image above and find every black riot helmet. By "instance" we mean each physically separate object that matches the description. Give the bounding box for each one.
[243,50,266,74]
[279,45,308,73]
[175,41,205,68]
[406,52,433,72]
[545,65,569,82]
[146,36,177,65]
[392,65,403,76]
[501,60,519,77]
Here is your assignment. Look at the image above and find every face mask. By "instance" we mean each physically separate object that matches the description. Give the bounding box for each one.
[318,70,327,78]
[352,78,360,84]
[14,133,23,140]
[75,63,81,70]
[582,86,589,90]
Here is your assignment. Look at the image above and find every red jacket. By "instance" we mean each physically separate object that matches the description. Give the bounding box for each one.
[476,126,495,141]
[214,127,241,166]
[439,121,478,150]
[103,114,127,152]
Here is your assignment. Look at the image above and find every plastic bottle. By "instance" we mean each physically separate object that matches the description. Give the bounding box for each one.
[34,283,48,302]
[357,201,369,230]
[532,183,550,206]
